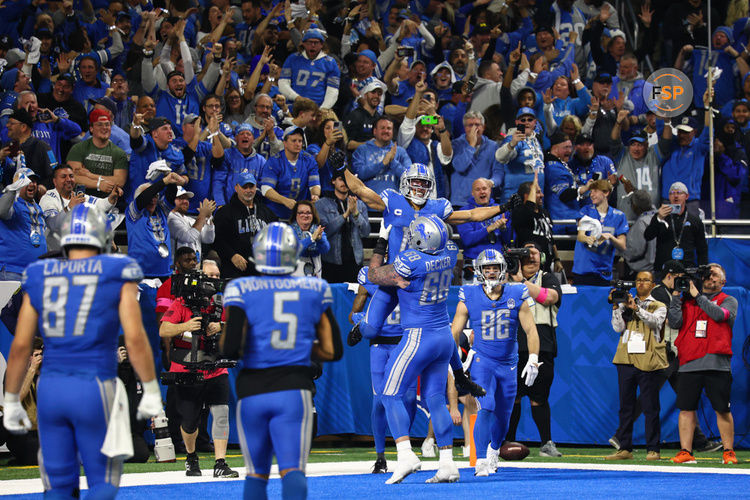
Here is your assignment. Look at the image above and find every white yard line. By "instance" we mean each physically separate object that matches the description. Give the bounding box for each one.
[3,460,750,496]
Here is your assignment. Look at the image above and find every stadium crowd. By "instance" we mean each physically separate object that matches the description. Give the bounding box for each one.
[0,0,747,492]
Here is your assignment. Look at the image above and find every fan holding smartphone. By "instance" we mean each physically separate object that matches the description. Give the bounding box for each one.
[494,107,545,204]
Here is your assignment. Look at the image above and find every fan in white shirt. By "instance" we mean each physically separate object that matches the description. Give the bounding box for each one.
[167,186,216,261]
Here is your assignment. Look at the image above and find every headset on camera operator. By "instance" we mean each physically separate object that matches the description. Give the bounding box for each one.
[667,263,739,464]
[158,259,239,478]
[505,242,564,457]
[606,271,668,461]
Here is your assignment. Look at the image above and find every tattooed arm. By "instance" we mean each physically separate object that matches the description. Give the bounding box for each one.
[368,252,410,288]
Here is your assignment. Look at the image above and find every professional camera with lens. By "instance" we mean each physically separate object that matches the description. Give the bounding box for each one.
[504,247,531,277]
[674,265,712,293]
[609,280,635,304]
[160,271,237,385]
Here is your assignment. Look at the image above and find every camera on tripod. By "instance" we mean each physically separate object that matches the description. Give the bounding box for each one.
[160,271,237,386]
[609,280,635,304]
[674,265,712,293]
[504,247,531,276]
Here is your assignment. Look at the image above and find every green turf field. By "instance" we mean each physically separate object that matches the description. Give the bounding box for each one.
[1,445,748,481]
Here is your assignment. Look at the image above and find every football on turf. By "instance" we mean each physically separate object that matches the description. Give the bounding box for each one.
[499,442,530,461]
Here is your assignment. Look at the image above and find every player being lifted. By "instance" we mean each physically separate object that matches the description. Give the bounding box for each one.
[346,164,511,391]
[451,249,541,476]
[221,222,343,500]
[369,214,472,484]
[3,205,163,499]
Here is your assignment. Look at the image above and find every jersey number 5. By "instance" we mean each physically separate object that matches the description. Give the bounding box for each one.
[42,275,99,337]
[270,291,299,349]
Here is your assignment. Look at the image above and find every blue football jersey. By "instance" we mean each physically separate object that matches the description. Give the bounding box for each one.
[381,189,453,262]
[572,204,629,279]
[392,245,458,331]
[280,53,341,106]
[223,275,332,369]
[358,266,401,337]
[22,254,144,378]
[459,283,531,363]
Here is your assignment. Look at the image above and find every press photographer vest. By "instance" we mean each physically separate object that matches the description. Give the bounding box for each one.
[612,298,668,372]
[675,292,733,366]
[529,270,558,328]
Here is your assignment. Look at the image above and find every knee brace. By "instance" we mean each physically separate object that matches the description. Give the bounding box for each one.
[210,405,230,441]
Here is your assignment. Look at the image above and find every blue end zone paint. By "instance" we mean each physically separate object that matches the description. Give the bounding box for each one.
[8,468,750,499]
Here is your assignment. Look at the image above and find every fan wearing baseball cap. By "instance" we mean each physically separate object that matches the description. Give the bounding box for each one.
[66,108,129,197]
[278,27,340,108]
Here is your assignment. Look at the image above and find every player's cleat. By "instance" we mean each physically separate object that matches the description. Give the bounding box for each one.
[385,450,421,484]
[453,370,486,397]
[723,450,738,464]
[608,435,621,450]
[213,459,239,478]
[474,458,491,477]
[372,457,388,473]
[421,437,437,458]
[605,449,633,460]
[185,453,202,476]
[487,446,499,472]
[646,451,661,461]
[347,323,363,346]
[425,462,460,483]
[672,450,697,464]
[539,440,563,457]
[696,440,723,453]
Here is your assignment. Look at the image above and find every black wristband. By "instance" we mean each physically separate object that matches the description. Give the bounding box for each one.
[373,237,388,257]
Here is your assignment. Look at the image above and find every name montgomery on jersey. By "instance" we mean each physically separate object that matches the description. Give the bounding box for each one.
[226,276,328,295]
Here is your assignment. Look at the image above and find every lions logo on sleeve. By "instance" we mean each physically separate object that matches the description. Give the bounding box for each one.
[357,266,369,286]
[121,260,144,281]
[458,286,467,303]
[223,281,244,307]
[393,251,419,279]
[322,281,333,307]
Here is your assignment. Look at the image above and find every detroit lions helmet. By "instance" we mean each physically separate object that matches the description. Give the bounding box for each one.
[400,163,434,205]
[253,222,300,275]
[408,214,448,255]
[475,248,507,293]
[60,204,109,252]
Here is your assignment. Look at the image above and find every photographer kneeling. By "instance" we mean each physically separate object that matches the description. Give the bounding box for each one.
[607,271,667,461]
[668,263,738,465]
[159,259,239,478]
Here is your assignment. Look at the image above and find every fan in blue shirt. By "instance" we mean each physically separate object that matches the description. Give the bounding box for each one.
[259,126,320,219]
[278,29,340,108]
[571,180,629,285]
[127,116,189,203]
[213,124,266,206]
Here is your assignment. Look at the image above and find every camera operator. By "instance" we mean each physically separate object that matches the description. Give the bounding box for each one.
[618,261,721,454]
[667,263,738,465]
[606,271,668,461]
[505,242,564,458]
[159,260,239,478]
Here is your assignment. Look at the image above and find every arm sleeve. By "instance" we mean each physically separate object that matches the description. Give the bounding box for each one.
[324,307,343,361]
[321,86,339,109]
[611,305,626,332]
[635,304,666,330]
[451,140,477,174]
[135,179,166,212]
[0,190,14,219]
[696,294,737,323]
[180,40,194,83]
[167,213,200,247]
[201,220,215,244]
[221,305,247,360]
[667,294,683,329]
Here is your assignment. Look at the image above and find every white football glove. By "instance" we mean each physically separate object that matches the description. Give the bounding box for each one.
[145,159,171,181]
[521,353,542,387]
[4,173,31,193]
[3,392,31,434]
[136,379,163,420]
[378,222,392,240]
